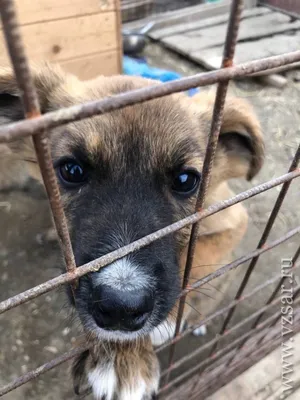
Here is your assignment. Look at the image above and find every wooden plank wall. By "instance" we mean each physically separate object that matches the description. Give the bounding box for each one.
[0,0,122,80]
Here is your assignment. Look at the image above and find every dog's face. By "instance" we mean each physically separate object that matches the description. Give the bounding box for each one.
[58,93,203,341]
[0,65,263,342]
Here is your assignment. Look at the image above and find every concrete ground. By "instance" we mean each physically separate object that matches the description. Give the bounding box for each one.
[208,333,300,400]
[0,44,299,399]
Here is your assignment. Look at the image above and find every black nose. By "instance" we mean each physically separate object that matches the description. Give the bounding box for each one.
[91,285,154,332]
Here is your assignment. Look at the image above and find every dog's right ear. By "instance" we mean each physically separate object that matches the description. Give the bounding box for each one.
[0,63,68,115]
[0,64,71,184]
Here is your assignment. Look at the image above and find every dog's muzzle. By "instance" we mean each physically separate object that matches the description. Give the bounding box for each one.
[90,284,154,332]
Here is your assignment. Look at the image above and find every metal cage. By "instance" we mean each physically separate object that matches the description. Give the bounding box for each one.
[0,0,299,398]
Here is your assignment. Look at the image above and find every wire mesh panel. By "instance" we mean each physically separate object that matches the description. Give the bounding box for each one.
[0,0,300,399]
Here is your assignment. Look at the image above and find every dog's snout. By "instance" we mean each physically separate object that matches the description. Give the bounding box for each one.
[91,285,154,332]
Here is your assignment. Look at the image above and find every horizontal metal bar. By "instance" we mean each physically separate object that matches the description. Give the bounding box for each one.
[182,224,300,292]
[0,170,299,315]
[160,283,300,378]
[0,51,300,143]
[2,266,298,396]
[192,315,300,399]
[2,289,299,397]
[0,0,299,397]
[159,301,300,395]
[157,262,300,353]
[191,319,291,399]
[233,243,300,355]
[0,0,77,290]
[0,345,88,397]
[196,292,300,397]
[214,143,300,351]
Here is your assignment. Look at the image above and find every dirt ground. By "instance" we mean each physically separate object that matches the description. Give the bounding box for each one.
[0,44,299,399]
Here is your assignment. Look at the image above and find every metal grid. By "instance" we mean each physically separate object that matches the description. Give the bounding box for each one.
[0,0,300,398]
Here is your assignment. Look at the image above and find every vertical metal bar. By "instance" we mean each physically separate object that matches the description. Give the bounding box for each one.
[164,0,244,385]
[224,243,300,370]
[245,243,300,347]
[255,244,300,325]
[0,0,77,287]
[191,316,300,400]
[209,143,300,356]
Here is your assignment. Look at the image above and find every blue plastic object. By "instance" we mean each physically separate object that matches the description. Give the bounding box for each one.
[123,56,199,97]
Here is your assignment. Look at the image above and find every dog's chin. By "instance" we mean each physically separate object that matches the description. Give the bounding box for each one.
[80,315,157,343]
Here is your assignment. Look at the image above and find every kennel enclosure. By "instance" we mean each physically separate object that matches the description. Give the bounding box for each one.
[0,0,300,399]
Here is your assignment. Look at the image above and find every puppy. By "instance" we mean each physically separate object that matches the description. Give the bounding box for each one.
[0,64,263,399]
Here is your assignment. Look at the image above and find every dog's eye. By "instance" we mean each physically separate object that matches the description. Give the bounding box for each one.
[172,169,200,196]
[58,159,87,186]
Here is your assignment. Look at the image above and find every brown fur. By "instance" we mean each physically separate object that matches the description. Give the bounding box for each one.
[0,64,264,399]
[72,338,159,398]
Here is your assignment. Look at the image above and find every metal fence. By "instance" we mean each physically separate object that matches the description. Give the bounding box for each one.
[0,0,300,398]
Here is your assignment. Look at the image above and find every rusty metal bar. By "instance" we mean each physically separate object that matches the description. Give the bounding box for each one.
[166,0,244,381]
[186,283,300,398]
[182,225,300,292]
[159,300,300,395]
[157,262,300,354]
[0,50,299,143]
[0,265,297,398]
[2,287,299,397]
[160,283,300,379]
[209,143,300,356]
[191,314,300,399]
[0,0,299,396]
[0,0,77,286]
[0,345,89,397]
[203,239,300,378]
[226,242,300,363]
[261,282,300,345]
[0,262,293,397]
[199,308,300,395]
[0,170,299,315]
[253,243,300,327]
[180,311,300,399]
[189,319,295,400]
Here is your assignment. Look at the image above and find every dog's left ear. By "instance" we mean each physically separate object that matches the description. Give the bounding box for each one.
[193,92,264,183]
[0,64,75,184]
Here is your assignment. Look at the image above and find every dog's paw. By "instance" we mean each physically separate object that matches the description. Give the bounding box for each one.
[88,361,159,400]
[150,319,186,347]
[72,339,159,400]
[192,324,207,337]
[36,227,57,244]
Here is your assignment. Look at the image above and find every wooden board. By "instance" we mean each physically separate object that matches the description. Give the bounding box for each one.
[193,31,300,69]
[147,5,300,78]
[0,0,122,78]
[125,0,257,32]
[162,11,300,54]
[150,6,271,40]
[60,49,121,79]
[13,0,115,25]
[0,13,118,65]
